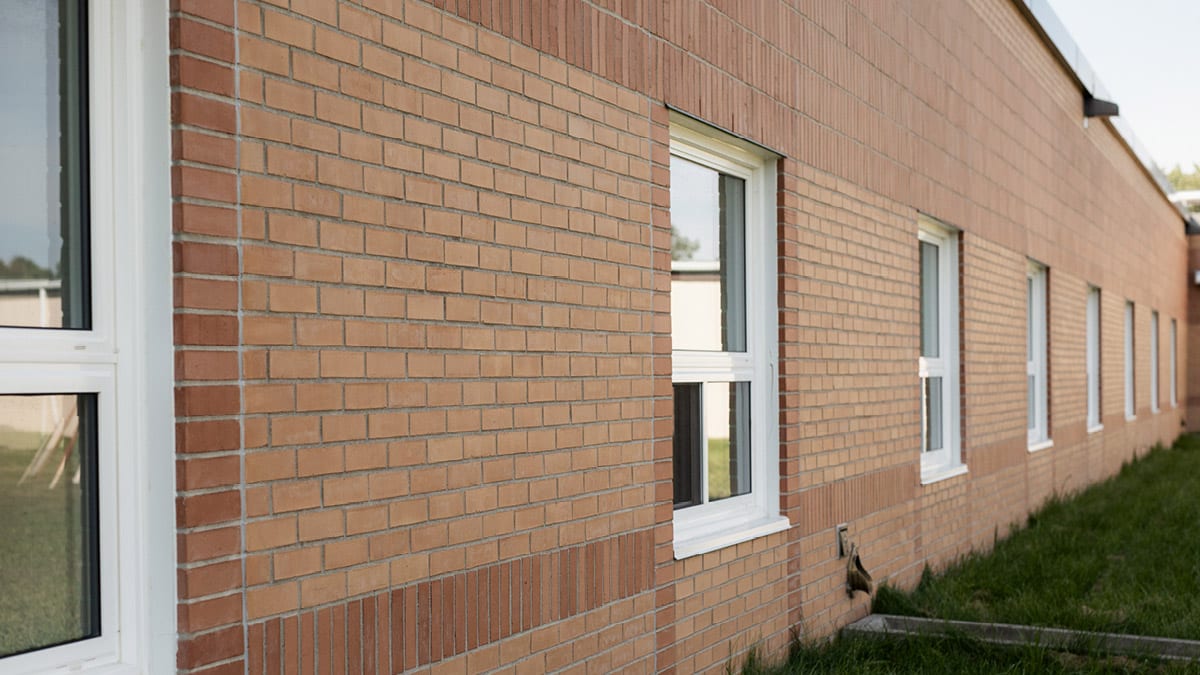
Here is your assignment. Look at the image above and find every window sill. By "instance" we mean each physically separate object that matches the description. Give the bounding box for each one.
[673,514,790,560]
[920,463,968,485]
[1126,414,1137,422]
[1152,407,1161,415]
[1087,424,1104,435]
[1028,439,1054,453]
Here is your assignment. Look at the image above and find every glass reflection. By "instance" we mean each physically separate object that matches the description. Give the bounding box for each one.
[669,156,746,352]
[0,0,89,330]
[920,241,939,357]
[922,376,943,453]
[705,381,751,501]
[0,393,99,657]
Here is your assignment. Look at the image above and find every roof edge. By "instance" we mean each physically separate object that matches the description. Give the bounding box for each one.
[1013,0,1192,228]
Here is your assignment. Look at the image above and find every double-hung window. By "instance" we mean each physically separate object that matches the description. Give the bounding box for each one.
[918,218,961,481]
[669,118,787,558]
[1150,310,1160,412]
[1125,301,1136,419]
[0,1,172,672]
[1086,286,1101,431]
[1026,262,1049,448]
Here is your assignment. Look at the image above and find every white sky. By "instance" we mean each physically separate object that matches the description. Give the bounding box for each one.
[1048,0,1200,171]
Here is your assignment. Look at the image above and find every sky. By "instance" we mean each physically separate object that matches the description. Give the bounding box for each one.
[1048,0,1200,172]
[1,0,60,268]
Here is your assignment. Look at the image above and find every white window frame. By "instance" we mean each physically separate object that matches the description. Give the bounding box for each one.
[1125,301,1136,420]
[1086,286,1102,432]
[1150,310,1160,413]
[1171,318,1178,408]
[0,0,174,672]
[918,218,963,483]
[669,118,788,559]
[1026,261,1049,449]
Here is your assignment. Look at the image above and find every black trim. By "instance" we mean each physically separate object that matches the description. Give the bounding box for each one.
[666,104,784,158]
[1084,94,1119,118]
[672,383,703,509]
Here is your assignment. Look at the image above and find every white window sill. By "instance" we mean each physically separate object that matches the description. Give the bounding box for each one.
[920,463,968,485]
[673,514,791,560]
[1152,407,1161,415]
[1087,424,1104,434]
[1028,439,1054,453]
[1125,414,1137,422]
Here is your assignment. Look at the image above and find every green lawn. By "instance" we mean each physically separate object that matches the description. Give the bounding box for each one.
[873,434,1200,640]
[0,428,93,657]
[709,438,731,499]
[750,435,1200,675]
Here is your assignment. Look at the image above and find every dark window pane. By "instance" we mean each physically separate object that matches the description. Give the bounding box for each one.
[669,157,746,352]
[0,393,99,657]
[672,383,702,508]
[0,0,90,330]
[707,381,751,501]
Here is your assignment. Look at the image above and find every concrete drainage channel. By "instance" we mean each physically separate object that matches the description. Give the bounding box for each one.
[845,614,1200,662]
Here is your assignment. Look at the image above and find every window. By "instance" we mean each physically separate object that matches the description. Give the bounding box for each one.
[1171,318,1178,408]
[918,218,962,481]
[1125,301,1135,419]
[1150,310,1160,412]
[669,118,787,558]
[1026,262,1049,448]
[1086,286,1101,431]
[0,0,172,672]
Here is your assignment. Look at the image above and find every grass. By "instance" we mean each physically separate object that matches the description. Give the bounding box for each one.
[756,632,1200,674]
[0,428,92,657]
[747,435,1200,674]
[873,434,1200,640]
[709,438,731,499]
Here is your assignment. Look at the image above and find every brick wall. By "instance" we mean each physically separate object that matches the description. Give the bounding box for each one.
[170,0,1188,672]
[172,0,246,672]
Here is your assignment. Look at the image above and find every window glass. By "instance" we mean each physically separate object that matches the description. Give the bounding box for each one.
[705,381,750,501]
[1151,311,1159,411]
[0,0,90,330]
[1171,319,1178,407]
[1026,277,1034,358]
[672,381,752,507]
[0,393,99,657]
[919,241,939,358]
[1026,265,1048,444]
[669,156,746,352]
[1125,302,1135,418]
[672,383,702,508]
[923,376,943,452]
[1028,374,1036,430]
[1086,288,1100,428]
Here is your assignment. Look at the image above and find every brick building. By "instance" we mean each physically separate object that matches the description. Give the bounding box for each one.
[0,0,1195,672]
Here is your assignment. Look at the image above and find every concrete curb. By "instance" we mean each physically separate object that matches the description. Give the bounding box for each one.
[844,614,1200,662]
